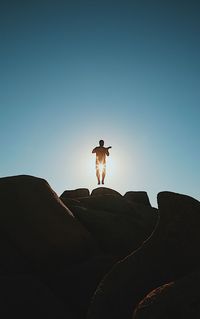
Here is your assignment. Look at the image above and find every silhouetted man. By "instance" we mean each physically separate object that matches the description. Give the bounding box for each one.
[92,140,112,185]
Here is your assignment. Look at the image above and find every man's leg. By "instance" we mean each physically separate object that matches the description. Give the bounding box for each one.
[96,167,100,185]
[102,166,106,184]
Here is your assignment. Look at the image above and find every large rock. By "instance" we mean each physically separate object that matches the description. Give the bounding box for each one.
[133,272,200,319]
[72,205,157,257]
[0,175,97,272]
[87,192,200,319]
[91,187,121,197]
[69,194,158,257]
[77,195,157,231]
[124,191,151,207]
[60,188,90,199]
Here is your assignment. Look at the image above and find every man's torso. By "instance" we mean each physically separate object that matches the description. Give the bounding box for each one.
[93,147,107,164]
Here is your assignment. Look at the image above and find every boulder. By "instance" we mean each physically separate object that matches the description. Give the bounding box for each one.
[60,188,90,199]
[78,194,157,225]
[0,175,97,272]
[72,205,156,257]
[133,272,200,319]
[124,191,151,207]
[87,192,200,319]
[69,193,158,256]
[91,187,121,197]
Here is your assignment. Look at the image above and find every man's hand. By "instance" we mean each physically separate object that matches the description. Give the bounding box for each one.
[107,146,112,149]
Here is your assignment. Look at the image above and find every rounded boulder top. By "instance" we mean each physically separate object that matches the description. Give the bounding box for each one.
[60,188,90,199]
[91,187,121,197]
[124,191,151,207]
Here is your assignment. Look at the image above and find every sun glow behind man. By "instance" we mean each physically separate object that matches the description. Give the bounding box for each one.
[61,133,139,201]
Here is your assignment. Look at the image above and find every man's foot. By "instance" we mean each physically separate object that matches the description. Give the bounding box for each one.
[102,181,104,185]
[98,181,100,185]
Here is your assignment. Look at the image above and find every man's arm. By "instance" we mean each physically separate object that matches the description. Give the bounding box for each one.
[92,147,96,154]
[106,146,112,156]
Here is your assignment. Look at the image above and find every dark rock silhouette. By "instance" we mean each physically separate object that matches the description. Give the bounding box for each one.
[1,175,200,319]
[77,194,157,225]
[72,206,151,257]
[60,188,90,199]
[59,197,81,211]
[46,255,118,319]
[133,271,200,319]
[133,283,173,319]
[124,191,151,207]
[0,176,119,318]
[70,195,158,257]
[0,274,75,319]
[87,192,200,319]
[0,175,96,271]
[91,187,121,197]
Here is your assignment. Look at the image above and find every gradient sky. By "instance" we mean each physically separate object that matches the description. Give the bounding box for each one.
[1,0,199,206]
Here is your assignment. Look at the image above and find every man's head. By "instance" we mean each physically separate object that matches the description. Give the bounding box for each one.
[99,140,104,147]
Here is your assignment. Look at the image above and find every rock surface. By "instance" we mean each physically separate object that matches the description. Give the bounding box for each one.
[71,196,158,257]
[91,187,121,197]
[0,274,74,319]
[46,255,118,319]
[87,191,200,319]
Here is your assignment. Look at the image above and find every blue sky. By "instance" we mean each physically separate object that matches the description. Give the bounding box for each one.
[0,0,199,206]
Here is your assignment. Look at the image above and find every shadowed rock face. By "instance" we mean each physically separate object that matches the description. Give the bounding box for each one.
[124,191,151,207]
[87,192,200,319]
[72,206,155,257]
[46,255,118,319]
[0,274,75,319]
[60,188,90,199]
[59,197,81,211]
[133,282,174,319]
[133,272,200,319]
[71,195,158,257]
[91,187,121,197]
[0,175,97,271]
[0,175,159,319]
[78,194,142,216]
[2,177,200,319]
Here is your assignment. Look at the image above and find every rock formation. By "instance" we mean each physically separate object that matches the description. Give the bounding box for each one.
[69,194,158,257]
[87,191,200,319]
[1,176,200,319]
